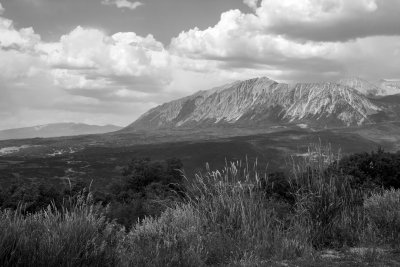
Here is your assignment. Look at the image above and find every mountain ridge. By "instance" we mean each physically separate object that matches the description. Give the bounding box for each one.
[124,77,399,132]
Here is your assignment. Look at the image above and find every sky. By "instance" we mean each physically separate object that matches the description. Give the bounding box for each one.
[0,0,399,130]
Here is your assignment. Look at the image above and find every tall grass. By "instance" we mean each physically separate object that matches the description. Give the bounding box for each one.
[290,143,365,248]
[2,144,400,266]
[118,159,314,266]
[0,192,123,267]
[118,144,373,265]
[364,189,400,248]
[184,160,312,262]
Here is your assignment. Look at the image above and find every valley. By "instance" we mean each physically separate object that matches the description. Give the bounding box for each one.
[0,76,399,189]
[1,121,398,189]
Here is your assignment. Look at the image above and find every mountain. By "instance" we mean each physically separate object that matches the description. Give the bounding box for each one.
[0,123,122,140]
[124,77,387,132]
[336,77,400,97]
[336,77,386,97]
[376,79,400,95]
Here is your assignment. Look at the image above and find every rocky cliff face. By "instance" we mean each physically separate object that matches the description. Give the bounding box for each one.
[125,77,385,131]
[283,82,381,126]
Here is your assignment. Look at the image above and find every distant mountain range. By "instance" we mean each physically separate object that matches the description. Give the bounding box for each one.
[124,77,400,131]
[0,123,122,140]
[337,77,400,97]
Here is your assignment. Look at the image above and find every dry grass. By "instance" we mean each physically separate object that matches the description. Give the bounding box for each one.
[2,144,400,266]
[290,143,365,248]
[364,189,400,248]
[0,193,123,267]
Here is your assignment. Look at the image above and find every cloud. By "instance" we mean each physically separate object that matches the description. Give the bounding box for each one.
[0,16,43,80]
[0,17,41,51]
[243,0,259,10]
[101,0,143,10]
[1,0,400,129]
[170,0,400,82]
[256,0,400,41]
[0,14,171,129]
[0,3,4,14]
[39,26,171,96]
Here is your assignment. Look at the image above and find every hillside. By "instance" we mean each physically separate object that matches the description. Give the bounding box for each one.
[0,123,122,141]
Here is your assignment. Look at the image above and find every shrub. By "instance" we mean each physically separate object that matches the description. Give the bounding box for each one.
[261,171,295,205]
[0,193,123,267]
[338,148,400,189]
[364,189,400,247]
[121,157,184,194]
[118,204,204,267]
[103,157,185,230]
[0,180,63,213]
[106,200,147,230]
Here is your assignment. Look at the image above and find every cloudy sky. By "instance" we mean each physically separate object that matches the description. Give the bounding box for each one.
[0,0,399,130]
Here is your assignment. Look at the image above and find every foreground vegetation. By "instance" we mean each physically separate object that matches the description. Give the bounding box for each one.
[1,146,400,266]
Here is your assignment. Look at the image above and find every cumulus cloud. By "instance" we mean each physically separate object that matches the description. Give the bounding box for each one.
[0,17,41,51]
[0,13,171,129]
[101,0,143,10]
[39,26,171,96]
[0,16,42,80]
[1,0,400,129]
[256,0,400,41]
[171,0,400,82]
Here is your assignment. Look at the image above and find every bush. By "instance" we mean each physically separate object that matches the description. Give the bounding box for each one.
[106,200,147,230]
[261,171,295,205]
[118,204,204,267]
[0,193,123,267]
[364,189,400,247]
[0,180,63,213]
[121,157,184,194]
[338,148,400,189]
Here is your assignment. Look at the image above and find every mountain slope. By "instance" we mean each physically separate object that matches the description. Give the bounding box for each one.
[377,79,400,95]
[125,77,383,131]
[0,123,122,140]
[337,77,385,97]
